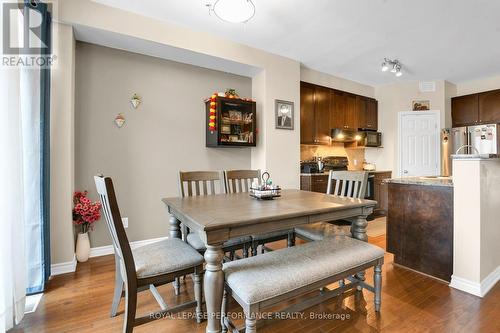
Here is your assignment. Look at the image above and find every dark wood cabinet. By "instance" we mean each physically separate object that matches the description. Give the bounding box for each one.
[301,81,378,145]
[300,82,332,145]
[372,171,391,216]
[357,96,378,130]
[300,83,315,144]
[206,97,256,147]
[387,183,453,282]
[479,89,500,124]
[300,174,329,193]
[452,94,479,127]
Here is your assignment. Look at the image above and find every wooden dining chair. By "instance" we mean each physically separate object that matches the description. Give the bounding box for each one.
[224,169,295,256]
[94,175,204,333]
[179,171,252,260]
[295,171,369,242]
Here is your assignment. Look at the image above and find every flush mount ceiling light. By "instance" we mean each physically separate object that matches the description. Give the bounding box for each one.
[208,0,256,23]
[381,58,403,77]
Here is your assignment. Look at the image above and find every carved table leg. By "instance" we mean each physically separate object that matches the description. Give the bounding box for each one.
[204,244,225,333]
[350,214,369,287]
[169,215,181,239]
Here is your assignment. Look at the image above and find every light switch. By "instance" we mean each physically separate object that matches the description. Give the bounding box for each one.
[122,217,128,228]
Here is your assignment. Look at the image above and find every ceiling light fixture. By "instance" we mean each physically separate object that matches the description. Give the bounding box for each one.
[381,58,403,77]
[208,0,256,23]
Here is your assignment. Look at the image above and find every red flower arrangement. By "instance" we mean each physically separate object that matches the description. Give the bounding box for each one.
[73,191,101,233]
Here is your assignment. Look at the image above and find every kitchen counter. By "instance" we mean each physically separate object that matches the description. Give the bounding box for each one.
[384,177,453,187]
[300,170,392,176]
[451,154,499,160]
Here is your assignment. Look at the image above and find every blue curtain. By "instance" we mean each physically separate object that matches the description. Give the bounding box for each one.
[25,0,51,294]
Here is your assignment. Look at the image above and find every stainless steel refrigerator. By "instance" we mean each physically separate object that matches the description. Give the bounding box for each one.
[441,124,500,176]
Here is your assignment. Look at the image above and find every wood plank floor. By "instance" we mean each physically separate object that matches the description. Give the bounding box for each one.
[12,235,500,333]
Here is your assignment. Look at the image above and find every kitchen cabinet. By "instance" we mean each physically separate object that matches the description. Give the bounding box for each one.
[300,174,329,193]
[357,96,378,130]
[301,82,378,145]
[452,94,479,126]
[300,82,331,144]
[387,183,453,281]
[479,89,500,124]
[372,171,391,216]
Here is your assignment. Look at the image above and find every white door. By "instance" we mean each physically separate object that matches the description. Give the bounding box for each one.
[399,112,440,177]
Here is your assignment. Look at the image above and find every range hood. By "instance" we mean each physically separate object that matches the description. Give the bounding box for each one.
[330,128,365,143]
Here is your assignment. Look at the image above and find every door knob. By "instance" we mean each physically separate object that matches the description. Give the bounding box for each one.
[403,170,408,174]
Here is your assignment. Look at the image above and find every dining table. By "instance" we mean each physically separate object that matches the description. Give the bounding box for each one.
[162,189,377,333]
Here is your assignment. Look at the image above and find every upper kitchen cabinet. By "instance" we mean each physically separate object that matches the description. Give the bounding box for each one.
[479,89,500,124]
[452,94,479,127]
[357,96,378,130]
[300,82,331,144]
[452,89,500,127]
[331,91,358,130]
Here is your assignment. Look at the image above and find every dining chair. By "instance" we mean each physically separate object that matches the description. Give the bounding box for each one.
[224,169,295,255]
[295,171,369,242]
[179,171,252,261]
[94,175,204,333]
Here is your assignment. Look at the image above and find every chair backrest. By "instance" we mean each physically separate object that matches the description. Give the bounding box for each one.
[94,175,136,284]
[327,171,369,199]
[179,171,225,197]
[225,169,261,193]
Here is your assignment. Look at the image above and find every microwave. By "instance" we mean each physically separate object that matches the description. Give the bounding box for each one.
[361,131,382,147]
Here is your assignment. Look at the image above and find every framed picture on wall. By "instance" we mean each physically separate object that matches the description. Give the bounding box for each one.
[275,99,294,130]
[412,100,430,111]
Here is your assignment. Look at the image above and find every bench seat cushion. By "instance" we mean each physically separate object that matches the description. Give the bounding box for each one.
[133,238,204,278]
[295,222,351,241]
[187,232,252,251]
[223,236,384,304]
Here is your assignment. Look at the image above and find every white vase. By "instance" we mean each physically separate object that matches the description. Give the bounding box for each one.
[76,232,91,262]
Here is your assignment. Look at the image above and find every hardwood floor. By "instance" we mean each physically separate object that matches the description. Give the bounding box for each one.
[12,235,500,333]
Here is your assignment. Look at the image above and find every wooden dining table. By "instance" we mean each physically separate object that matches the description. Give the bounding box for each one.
[162,189,377,333]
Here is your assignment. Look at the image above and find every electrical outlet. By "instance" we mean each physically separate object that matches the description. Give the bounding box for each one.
[122,217,128,228]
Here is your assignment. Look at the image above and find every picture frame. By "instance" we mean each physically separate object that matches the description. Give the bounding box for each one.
[412,100,430,111]
[275,99,294,130]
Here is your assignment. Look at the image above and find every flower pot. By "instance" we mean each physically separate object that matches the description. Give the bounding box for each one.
[76,232,91,262]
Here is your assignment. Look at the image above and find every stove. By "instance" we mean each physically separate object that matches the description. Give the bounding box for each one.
[300,156,348,174]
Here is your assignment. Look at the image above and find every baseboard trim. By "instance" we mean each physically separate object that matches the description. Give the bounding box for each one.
[90,236,169,258]
[51,255,77,276]
[450,265,500,297]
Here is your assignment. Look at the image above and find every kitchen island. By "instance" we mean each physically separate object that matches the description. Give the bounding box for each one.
[385,177,453,281]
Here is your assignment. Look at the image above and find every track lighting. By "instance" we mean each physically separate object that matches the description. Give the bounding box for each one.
[381,58,403,77]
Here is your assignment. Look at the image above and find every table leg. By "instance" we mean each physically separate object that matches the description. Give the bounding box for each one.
[204,244,225,333]
[169,215,181,239]
[350,215,369,286]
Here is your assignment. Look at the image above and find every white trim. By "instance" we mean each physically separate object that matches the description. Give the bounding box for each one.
[450,265,500,297]
[397,110,441,177]
[89,236,169,258]
[50,255,77,276]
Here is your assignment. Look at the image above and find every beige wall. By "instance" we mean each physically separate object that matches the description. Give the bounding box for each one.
[75,42,252,247]
[50,23,76,264]
[456,74,500,95]
[300,67,375,98]
[365,81,448,175]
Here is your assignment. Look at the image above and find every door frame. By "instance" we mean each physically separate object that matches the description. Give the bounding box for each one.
[397,110,441,177]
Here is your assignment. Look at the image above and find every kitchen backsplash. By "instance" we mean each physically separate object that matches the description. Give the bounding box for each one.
[300,144,365,171]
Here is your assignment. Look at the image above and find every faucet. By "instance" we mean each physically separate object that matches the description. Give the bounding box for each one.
[455,145,480,155]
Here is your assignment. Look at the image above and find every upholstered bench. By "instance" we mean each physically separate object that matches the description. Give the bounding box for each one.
[221,236,384,333]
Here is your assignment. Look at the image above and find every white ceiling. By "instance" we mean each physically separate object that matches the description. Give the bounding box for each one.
[92,0,500,86]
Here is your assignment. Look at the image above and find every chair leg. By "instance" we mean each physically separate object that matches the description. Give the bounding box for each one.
[374,264,382,312]
[123,283,137,333]
[229,250,235,261]
[111,257,123,317]
[260,244,265,254]
[245,314,257,333]
[243,243,249,258]
[251,242,258,257]
[194,270,203,323]
[221,289,228,333]
[287,232,295,247]
[173,278,180,296]
[149,285,167,311]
